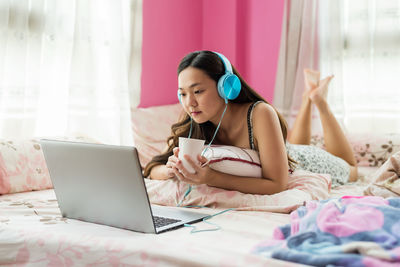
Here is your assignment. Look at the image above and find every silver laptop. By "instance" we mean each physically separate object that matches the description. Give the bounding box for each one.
[40,139,209,234]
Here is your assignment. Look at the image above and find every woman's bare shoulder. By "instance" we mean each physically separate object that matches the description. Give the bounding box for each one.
[252,102,278,121]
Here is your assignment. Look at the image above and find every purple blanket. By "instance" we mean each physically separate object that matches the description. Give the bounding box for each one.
[253,196,400,267]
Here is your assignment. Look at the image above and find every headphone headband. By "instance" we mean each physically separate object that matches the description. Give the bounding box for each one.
[213,52,233,74]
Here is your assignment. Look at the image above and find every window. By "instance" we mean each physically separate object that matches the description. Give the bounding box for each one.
[319,0,400,134]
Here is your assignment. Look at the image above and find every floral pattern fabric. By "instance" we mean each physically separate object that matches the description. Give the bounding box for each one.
[0,189,301,267]
[287,143,351,187]
[0,139,52,194]
[364,151,400,197]
[0,136,97,195]
[311,133,400,167]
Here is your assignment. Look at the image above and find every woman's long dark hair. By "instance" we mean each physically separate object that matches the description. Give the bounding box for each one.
[143,50,295,177]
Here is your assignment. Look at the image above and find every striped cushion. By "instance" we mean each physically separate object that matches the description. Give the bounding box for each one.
[202,145,262,177]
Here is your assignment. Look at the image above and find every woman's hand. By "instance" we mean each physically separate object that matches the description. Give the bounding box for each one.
[173,154,212,185]
[165,147,180,178]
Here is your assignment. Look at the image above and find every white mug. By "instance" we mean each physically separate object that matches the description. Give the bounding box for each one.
[178,137,205,174]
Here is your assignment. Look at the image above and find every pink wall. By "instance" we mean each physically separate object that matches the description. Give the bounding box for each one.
[140,0,284,107]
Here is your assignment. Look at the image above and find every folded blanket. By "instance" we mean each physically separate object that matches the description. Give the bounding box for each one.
[364,151,400,197]
[145,170,331,213]
[252,196,400,266]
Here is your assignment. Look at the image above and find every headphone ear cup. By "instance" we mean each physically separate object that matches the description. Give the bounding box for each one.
[217,74,241,101]
[217,74,229,100]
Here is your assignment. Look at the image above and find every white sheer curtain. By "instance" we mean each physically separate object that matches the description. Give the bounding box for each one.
[274,0,320,130]
[0,0,142,145]
[319,0,400,135]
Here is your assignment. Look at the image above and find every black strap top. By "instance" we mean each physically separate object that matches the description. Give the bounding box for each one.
[247,101,264,150]
[247,101,294,174]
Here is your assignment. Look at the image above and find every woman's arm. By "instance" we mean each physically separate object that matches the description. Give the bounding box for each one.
[149,164,171,180]
[206,169,287,195]
[252,102,289,191]
[149,147,180,180]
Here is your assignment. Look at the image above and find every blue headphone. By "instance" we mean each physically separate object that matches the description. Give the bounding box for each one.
[177,51,241,104]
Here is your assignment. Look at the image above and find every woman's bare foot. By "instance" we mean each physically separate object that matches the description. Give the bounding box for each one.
[309,75,334,105]
[302,69,320,103]
[304,69,320,90]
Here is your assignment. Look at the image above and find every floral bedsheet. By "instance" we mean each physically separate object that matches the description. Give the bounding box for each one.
[0,189,304,266]
[0,168,378,266]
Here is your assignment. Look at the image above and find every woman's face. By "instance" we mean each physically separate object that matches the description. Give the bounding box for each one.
[178,67,225,124]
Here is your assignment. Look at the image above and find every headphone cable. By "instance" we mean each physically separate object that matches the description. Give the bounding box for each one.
[178,102,228,207]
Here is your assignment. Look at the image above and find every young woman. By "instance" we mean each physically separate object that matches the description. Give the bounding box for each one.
[143,50,357,195]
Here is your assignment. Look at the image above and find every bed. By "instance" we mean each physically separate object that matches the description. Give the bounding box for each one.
[0,189,299,266]
[0,171,376,266]
[1,103,399,266]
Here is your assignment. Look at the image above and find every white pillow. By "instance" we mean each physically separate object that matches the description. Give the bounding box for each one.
[202,145,262,177]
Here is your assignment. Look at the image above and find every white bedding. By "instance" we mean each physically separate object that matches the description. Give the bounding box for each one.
[0,190,303,266]
[0,167,377,266]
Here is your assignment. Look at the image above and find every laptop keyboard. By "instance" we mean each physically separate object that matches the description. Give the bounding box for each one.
[153,216,181,228]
